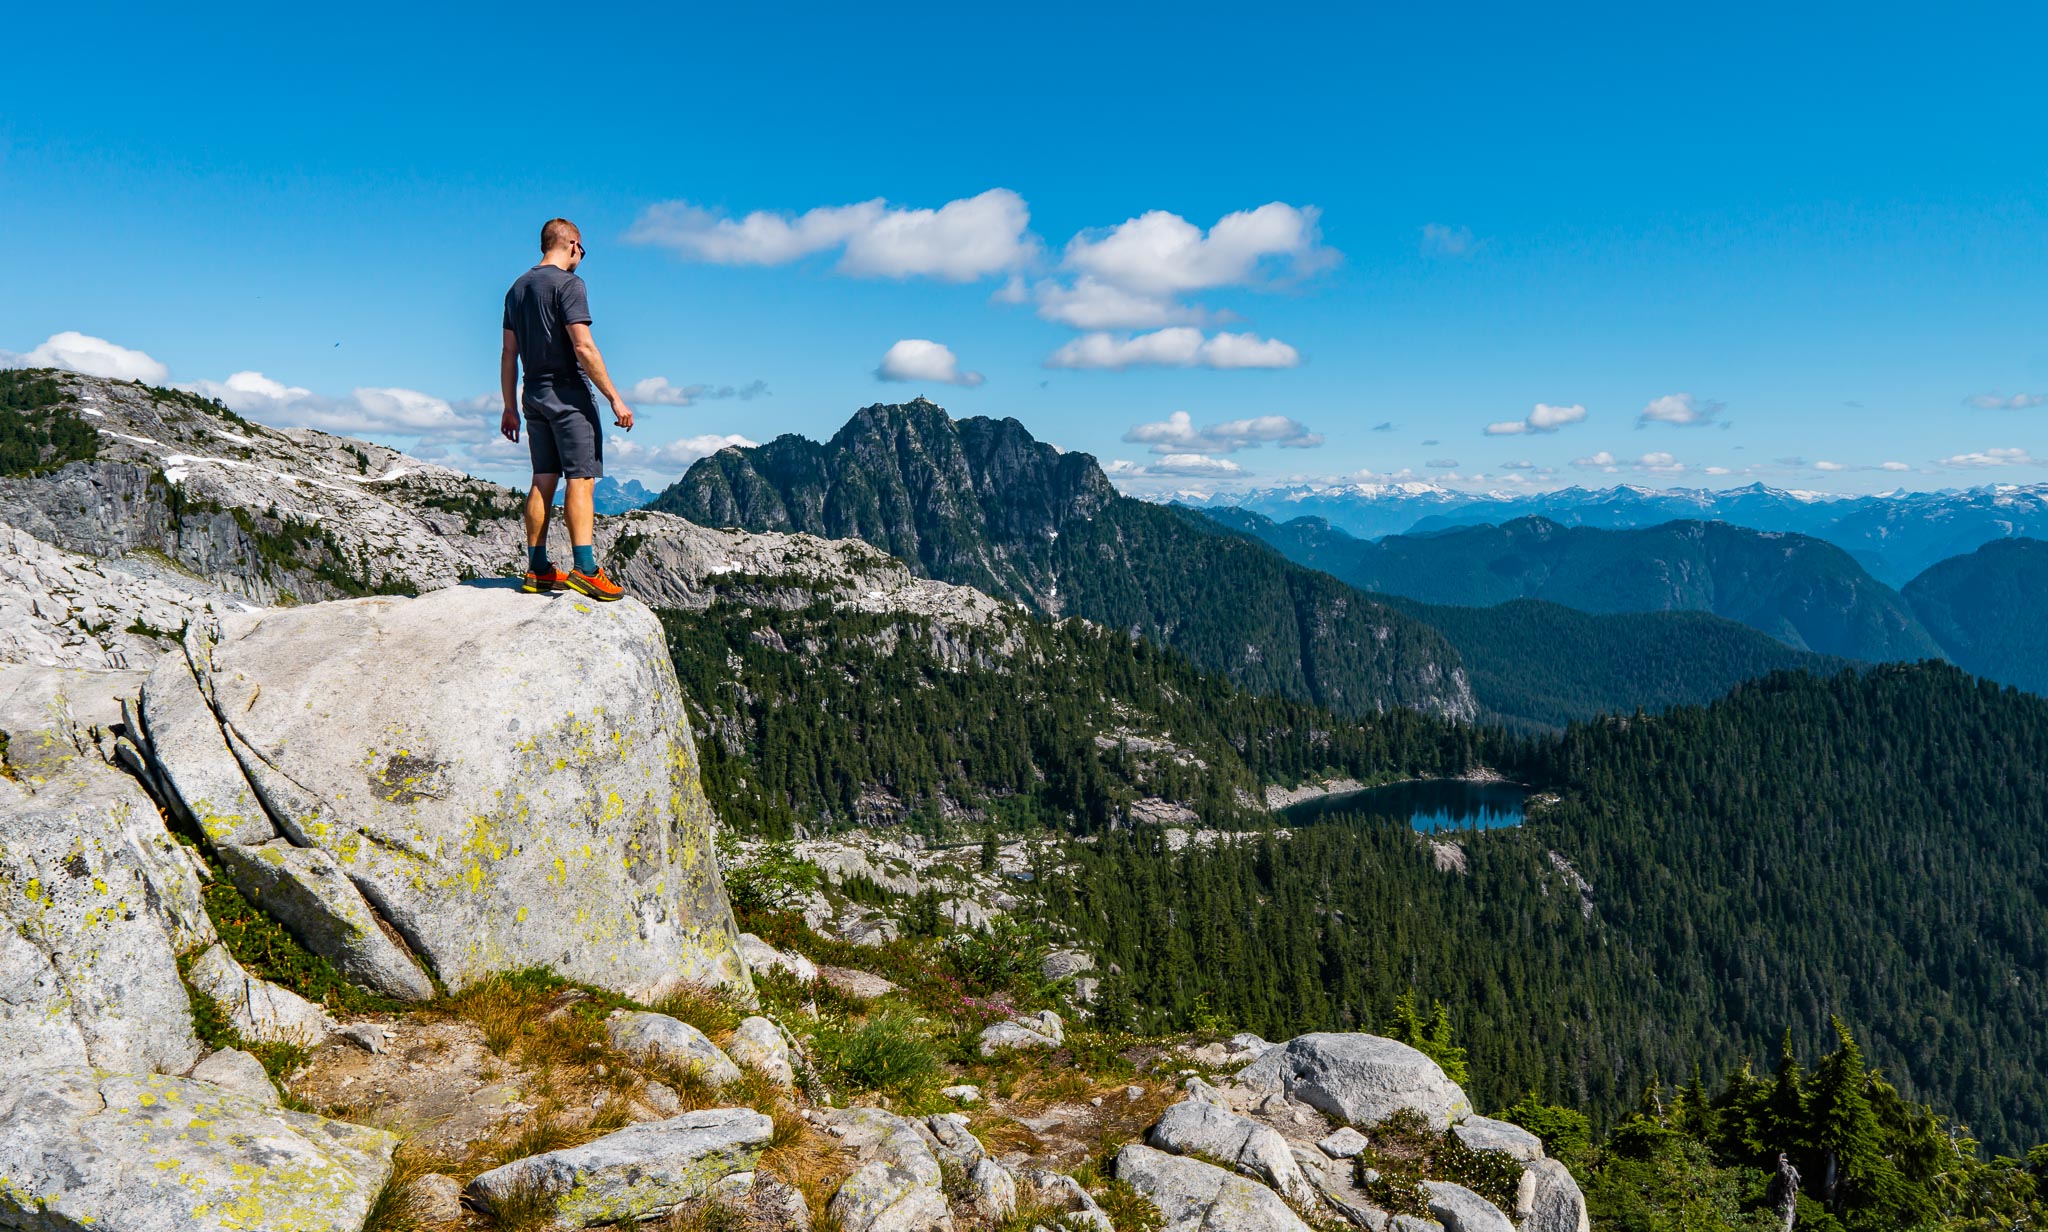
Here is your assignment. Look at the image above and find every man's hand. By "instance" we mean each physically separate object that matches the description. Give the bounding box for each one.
[611,400,634,431]
[500,406,521,443]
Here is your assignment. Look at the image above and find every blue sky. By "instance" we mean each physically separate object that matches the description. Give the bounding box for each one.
[4,1,2046,496]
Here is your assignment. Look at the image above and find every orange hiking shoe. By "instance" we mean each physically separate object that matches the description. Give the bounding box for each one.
[565,566,624,602]
[521,563,568,594]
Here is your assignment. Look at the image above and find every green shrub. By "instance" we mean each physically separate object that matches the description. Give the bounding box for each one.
[815,1013,941,1101]
[940,915,1045,995]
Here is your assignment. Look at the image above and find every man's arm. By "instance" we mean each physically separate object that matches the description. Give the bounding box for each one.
[499,328,520,443]
[567,323,633,430]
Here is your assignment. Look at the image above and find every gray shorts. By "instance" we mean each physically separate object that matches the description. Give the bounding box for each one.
[524,380,603,479]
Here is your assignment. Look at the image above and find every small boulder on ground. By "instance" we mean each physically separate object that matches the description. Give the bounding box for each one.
[823,1107,953,1232]
[1318,1126,1371,1158]
[466,1107,772,1228]
[1451,1114,1545,1162]
[606,1009,742,1086]
[971,1158,1017,1220]
[189,1047,278,1105]
[738,931,820,983]
[978,1009,1063,1056]
[1114,1143,1310,1232]
[820,964,899,1000]
[1523,1158,1591,1232]
[1424,1180,1515,1232]
[1148,1098,1318,1207]
[727,1015,795,1086]
[1237,1032,1473,1129]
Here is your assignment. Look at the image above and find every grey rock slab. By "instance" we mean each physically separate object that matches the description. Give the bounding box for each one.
[1114,1143,1310,1232]
[1523,1157,1591,1232]
[1042,949,1096,982]
[978,1010,1062,1056]
[197,588,749,1000]
[1423,1180,1515,1232]
[727,1014,795,1086]
[820,964,899,999]
[923,1112,985,1169]
[141,637,277,846]
[0,1067,395,1232]
[606,1010,742,1086]
[1318,1126,1371,1158]
[218,839,434,1000]
[1451,1114,1545,1162]
[186,942,336,1046]
[190,1047,279,1105]
[0,747,210,1074]
[1149,1098,1318,1207]
[738,931,819,983]
[1022,1170,1113,1231]
[466,1106,772,1228]
[750,1173,813,1230]
[1237,1032,1473,1129]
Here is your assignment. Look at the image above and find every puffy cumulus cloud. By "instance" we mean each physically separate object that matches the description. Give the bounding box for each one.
[1881,461,1911,471]
[1486,402,1587,435]
[1420,223,1476,256]
[605,432,760,480]
[1122,410,1321,456]
[1064,202,1336,298]
[628,377,770,406]
[1047,327,1300,371]
[627,189,1036,282]
[1639,392,1724,427]
[1813,460,1849,472]
[876,339,984,387]
[1966,391,2045,410]
[1636,450,1685,475]
[1572,450,1619,471]
[1031,276,1208,330]
[3,331,169,382]
[1105,454,1244,478]
[184,371,473,437]
[1940,446,2037,469]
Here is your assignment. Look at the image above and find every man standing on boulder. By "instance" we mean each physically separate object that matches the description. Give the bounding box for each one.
[500,217,632,600]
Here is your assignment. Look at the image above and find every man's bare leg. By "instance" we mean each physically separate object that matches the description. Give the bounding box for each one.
[525,473,560,555]
[560,475,623,598]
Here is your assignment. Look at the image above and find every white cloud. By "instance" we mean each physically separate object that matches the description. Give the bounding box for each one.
[1486,402,1587,435]
[1639,392,1724,427]
[1425,457,1460,468]
[606,432,759,480]
[1122,410,1321,455]
[1940,446,2037,469]
[1704,466,1733,476]
[1572,450,1619,471]
[1966,392,2045,410]
[1031,277,1204,330]
[1046,327,1300,371]
[185,371,474,437]
[876,339,984,387]
[4,331,169,382]
[628,377,771,407]
[1106,454,1244,478]
[1813,460,1848,472]
[1063,203,1335,298]
[1500,459,1537,470]
[1635,451,1686,475]
[1420,223,1476,256]
[1880,461,1910,471]
[627,189,1035,282]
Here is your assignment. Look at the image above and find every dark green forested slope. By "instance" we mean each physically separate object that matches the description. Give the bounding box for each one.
[1904,537,2048,695]
[1378,596,1843,730]
[1205,507,1942,662]
[1043,665,2048,1152]
[0,368,98,476]
[661,601,1494,837]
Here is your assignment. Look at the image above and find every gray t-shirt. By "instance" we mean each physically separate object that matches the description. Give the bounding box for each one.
[502,264,592,385]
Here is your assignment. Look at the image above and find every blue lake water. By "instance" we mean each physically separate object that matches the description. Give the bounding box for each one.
[1280,779,1528,833]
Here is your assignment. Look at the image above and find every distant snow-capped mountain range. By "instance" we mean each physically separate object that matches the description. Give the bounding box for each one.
[1175,480,2048,586]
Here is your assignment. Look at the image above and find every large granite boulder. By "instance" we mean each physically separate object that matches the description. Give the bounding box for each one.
[728,1015,795,1086]
[1237,1033,1473,1128]
[0,1068,395,1232]
[1114,1143,1310,1232]
[152,588,748,1000]
[1424,1180,1515,1232]
[466,1107,771,1227]
[0,669,214,1075]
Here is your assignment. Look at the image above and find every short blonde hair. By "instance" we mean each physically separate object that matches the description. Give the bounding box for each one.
[540,218,580,254]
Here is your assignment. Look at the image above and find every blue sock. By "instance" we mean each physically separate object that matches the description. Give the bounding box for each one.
[528,544,550,572]
[573,544,597,574]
